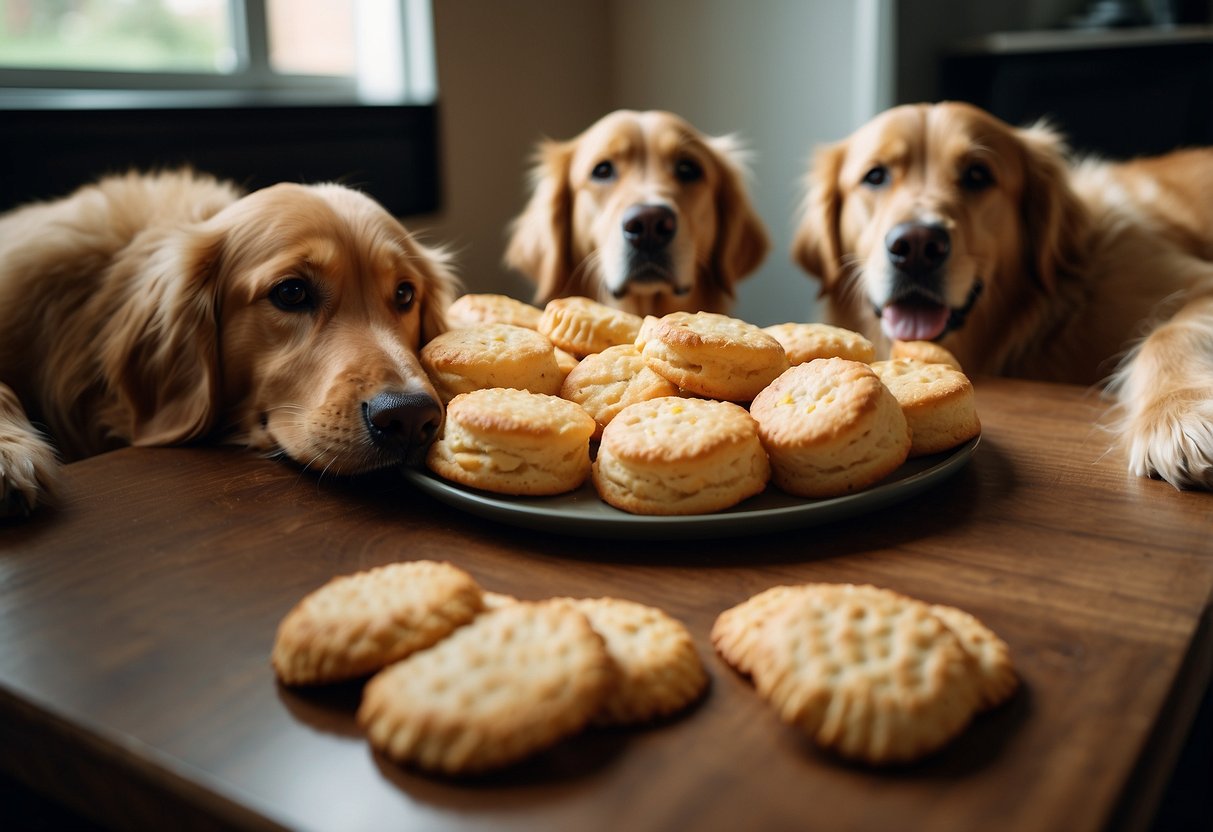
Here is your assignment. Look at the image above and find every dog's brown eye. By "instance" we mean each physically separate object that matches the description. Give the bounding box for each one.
[675,158,703,183]
[269,278,314,311]
[862,165,889,187]
[961,162,994,191]
[591,161,615,181]
[395,281,416,311]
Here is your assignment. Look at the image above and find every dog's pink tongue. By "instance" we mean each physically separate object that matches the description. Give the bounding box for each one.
[881,303,950,342]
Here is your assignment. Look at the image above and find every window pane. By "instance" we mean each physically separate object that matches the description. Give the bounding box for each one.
[267,0,355,77]
[0,0,234,73]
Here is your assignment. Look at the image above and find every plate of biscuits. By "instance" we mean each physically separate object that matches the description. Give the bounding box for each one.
[404,435,978,540]
[409,297,982,539]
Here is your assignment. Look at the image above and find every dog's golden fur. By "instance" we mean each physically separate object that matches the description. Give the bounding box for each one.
[0,169,457,515]
[793,101,1213,489]
[506,109,769,317]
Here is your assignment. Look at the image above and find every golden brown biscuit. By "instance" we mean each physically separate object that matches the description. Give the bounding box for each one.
[891,339,963,371]
[358,600,614,775]
[426,388,596,495]
[271,560,484,686]
[750,584,983,765]
[553,347,580,378]
[592,396,770,515]
[636,311,790,402]
[870,358,981,456]
[538,296,644,358]
[929,604,1018,711]
[562,597,708,725]
[446,293,542,330]
[559,344,679,439]
[711,584,818,676]
[749,358,911,497]
[420,323,563,403]
[763,322,875,365]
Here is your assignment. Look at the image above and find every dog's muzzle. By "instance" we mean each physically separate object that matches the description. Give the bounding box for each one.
[616,203,689,297]
[876,221,981,341]
[363,390,443,462]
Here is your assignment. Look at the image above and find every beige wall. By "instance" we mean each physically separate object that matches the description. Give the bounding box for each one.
[421,1,885,325]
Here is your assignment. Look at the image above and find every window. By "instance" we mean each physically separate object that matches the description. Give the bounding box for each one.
[0,0,436,105]
[0,0,440,216]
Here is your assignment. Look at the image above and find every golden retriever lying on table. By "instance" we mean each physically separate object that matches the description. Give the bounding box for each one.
[793,101,1213,490]
[0,170,456,516]
[506,109,770,317]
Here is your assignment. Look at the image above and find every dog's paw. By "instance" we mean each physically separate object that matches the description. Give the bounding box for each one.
[0,430,61,517]
[1122,391,1213,490]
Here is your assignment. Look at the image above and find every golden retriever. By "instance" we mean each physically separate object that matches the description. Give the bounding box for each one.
[0,169,457,516]
[792,101,1213,490]
[505,109,770,317]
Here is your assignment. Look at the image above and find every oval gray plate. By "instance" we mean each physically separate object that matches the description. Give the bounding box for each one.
[402,436,979,540]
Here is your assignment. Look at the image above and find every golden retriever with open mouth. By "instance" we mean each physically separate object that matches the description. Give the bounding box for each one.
[505,109,770,317]
[793,101,1213,489]
[0,169,456,516]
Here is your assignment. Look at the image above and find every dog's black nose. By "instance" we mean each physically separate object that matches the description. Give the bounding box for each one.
[622,204,677,251]
[364,391,442,453]
[886,222,951,275]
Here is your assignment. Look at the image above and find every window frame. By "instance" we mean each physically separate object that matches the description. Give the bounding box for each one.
[0,0,441,216]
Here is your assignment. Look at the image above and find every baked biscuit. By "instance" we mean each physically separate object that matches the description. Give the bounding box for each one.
[750,583,983,765]
[271,560,484,686]
[870,359,980,456]
[562,597,708,725]
[420,323,563,404]
[358,600,614,775]
[538,296,644,358]
[446,293,542,330]
[592,396,770,515]
[636,311,790,402]
[426,388,595,495]
[929,604,1018,711]
[763,322,876,365]
[891,339,963,371]
[553,347,580,378]
[749,358,911,498]
[559,344,679,439]
[711,584,817,676]
[482,591,519,611]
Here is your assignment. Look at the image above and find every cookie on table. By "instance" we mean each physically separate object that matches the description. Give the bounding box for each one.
[481,590,520,611]
[891,339,963,371]
[420,323,563,403]
[870,358,980,456]
[271,560,484,686]
[711,584,819,676]
[635,311,789,402]
[561,597,708,725]
[749,358,911,498]
[538,296,644,358]
[762,322,875,365]
[559,344,679,439]
[749,583,983,765]
[426,388,596,496]
[929,603,1018,711]
[592,396,770,515]
[446,293,542,331]
[358,600,615,775]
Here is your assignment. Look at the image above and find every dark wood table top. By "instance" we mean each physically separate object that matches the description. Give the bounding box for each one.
[1,377,1210,832]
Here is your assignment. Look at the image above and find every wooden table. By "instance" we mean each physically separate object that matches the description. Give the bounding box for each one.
[1,377,1210,832]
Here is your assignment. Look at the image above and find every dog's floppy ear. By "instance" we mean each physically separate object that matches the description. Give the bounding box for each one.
[705,134,770,296]
[791,141,847,296]
[411,236,460,343]
[504,139,575,304]
[1016,122,1089,292]
[99,228,223,447]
